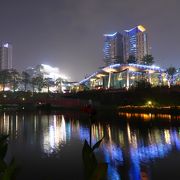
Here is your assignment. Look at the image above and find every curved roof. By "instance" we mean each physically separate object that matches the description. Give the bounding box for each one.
[79,63,165,84]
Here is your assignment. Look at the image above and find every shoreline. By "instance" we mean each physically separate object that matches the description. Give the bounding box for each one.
[117,105,180,115]
[0,103,180,115]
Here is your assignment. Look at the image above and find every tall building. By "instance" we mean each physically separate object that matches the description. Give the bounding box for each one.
[103,32,125,66]
[0,43,12,70]
[103,25,150,65]
[124,25,149,63]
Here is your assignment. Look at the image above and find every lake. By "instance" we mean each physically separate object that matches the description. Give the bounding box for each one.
[0,110,180,180]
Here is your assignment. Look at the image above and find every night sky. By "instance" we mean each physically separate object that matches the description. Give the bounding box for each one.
[0,0,179,81]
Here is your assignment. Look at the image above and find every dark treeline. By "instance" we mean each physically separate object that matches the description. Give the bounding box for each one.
[66,86,180,107]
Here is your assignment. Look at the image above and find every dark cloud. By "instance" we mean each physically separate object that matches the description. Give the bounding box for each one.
[0,0,179,81]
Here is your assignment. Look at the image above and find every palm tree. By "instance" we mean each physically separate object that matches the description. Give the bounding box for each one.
[32,75,44,92]
[43,77,53,93]
[10,69,20,92]
[167,66,176,86]
[31,77,36,93]
[55,78,63,93]
[141,55,154,65]
[22,71,30,92]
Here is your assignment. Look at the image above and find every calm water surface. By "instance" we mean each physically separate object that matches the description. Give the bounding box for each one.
[0,111,180,180]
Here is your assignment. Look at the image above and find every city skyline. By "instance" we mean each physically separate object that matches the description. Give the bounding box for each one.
[0,0,179,81]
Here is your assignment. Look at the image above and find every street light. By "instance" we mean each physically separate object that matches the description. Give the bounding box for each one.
[148,101,152,106]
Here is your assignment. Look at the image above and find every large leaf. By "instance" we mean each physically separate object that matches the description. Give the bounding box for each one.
[91,163,108,180]
[82,140,92,154]
[82,138,107,179]
[2,158,16,180]
[0,135,9,144]
[0,159,7,172]
[82,140,97,177]
[0,144,8,160]
[92,137,104,151]
[0,134,9,160]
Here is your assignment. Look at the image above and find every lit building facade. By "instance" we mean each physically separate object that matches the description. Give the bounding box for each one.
[103,32,125,66]
[24,64,69,92]
[103,25,150,65]
[79,63,166,90]
[0,43,12,70]
[124,25,149,63]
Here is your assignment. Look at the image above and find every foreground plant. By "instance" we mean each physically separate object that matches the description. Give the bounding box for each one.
[82,137,108,179]
[0,134,16,180]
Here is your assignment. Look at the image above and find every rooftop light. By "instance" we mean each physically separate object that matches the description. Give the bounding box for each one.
[103,67,117,73]
[137,25,146,32]
[3,43,9,48]
[104,32,117,37]
[125,25,146,33]
[96,74,106,78]
[41,64,69,80]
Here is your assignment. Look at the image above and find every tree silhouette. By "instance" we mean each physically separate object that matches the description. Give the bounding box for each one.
[10,69,20,92]
[127,55,137,64]
[141,55,154,65]
[167,66,176,85]
[31,75,44,92]
[167,66,176,77]
[55,78,63,93]
[22,71,30,92]
[43,77,53,93]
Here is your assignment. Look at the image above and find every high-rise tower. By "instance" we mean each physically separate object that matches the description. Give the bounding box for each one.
[103,32,125,66]
[124,25,149,63]
[0,43,12,70]
[103,25,150,65]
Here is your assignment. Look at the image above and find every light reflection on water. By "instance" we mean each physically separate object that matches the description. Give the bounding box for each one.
[0,112,180,179]
[119,112,180,121]
[42,115,67,154]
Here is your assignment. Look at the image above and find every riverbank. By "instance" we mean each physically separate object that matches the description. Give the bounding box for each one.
[0,103,180,116]
[66,86,180,106]
[117,105,180,115]
[0,86,179,115]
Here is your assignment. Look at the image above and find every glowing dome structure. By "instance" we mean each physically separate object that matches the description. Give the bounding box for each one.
[40,64,68,80]
[79,63,166,90]
[24,64,70,93]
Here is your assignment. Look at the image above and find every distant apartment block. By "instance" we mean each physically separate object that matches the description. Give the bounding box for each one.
[103,25,150,65]
[0,43,12,70]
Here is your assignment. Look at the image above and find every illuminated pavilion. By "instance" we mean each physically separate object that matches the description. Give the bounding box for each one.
[79,63,167,90]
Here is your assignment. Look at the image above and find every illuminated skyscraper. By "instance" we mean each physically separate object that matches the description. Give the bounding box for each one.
[103,32,125,66]
[0,43,12,70]
[124,25,149,63]
[103,25,150,65]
